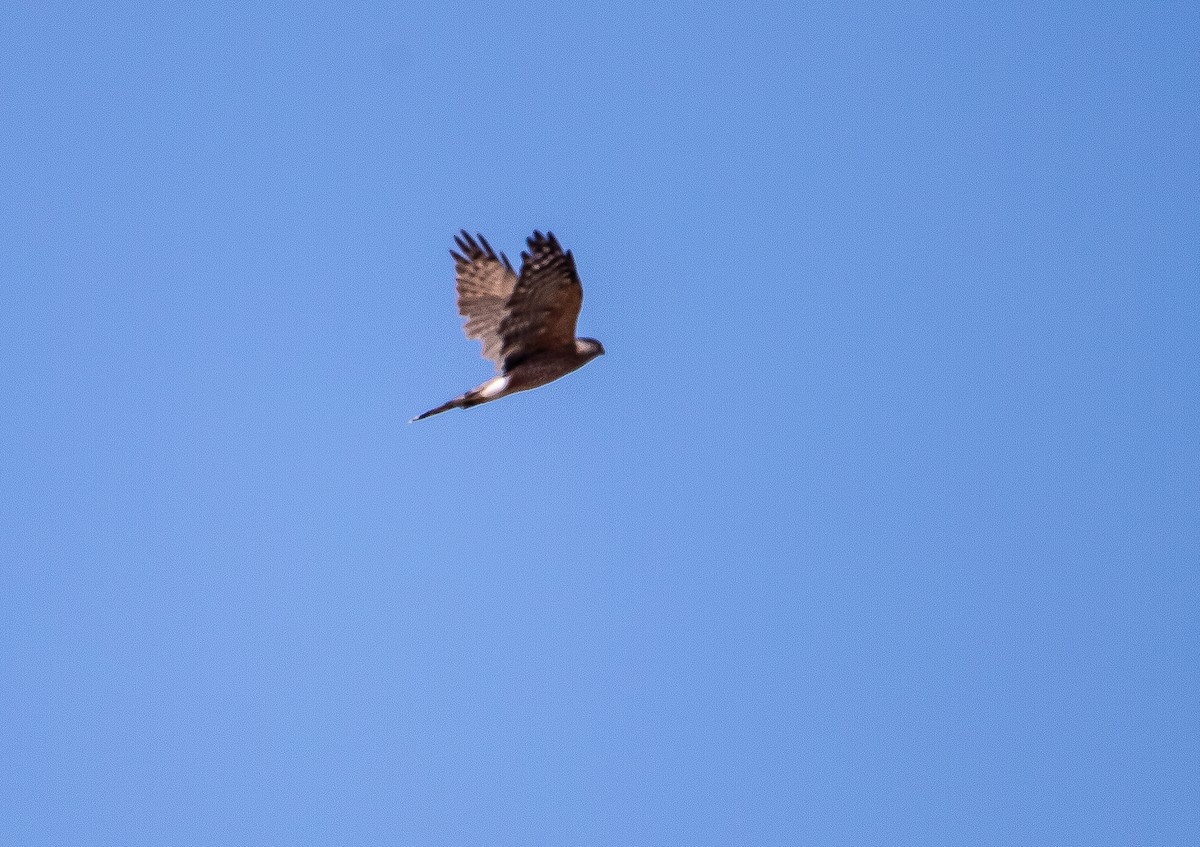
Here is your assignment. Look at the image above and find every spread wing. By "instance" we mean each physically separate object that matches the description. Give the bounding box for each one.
[499,231,583,371]
[452,231,518,369]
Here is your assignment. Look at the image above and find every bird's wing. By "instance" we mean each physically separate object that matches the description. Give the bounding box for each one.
[452,231,518,370]
[499,231,583,371]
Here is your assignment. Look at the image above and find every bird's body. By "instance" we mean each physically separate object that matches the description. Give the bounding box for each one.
[412,231,604,422]
[411,340,604,421]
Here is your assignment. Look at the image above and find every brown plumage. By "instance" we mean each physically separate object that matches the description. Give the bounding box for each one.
[411,230,604,421]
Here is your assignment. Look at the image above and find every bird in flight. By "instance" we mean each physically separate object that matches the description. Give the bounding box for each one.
[411,230,604,421]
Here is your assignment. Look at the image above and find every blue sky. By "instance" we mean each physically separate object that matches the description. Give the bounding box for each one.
[3,1,1198,844]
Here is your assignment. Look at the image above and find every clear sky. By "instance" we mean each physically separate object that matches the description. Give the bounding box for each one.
[4,1,1198,844]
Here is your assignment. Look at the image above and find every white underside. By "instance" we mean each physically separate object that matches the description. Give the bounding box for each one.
[478,375,509,398]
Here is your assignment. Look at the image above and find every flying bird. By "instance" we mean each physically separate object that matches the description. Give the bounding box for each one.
[411,230,604,421]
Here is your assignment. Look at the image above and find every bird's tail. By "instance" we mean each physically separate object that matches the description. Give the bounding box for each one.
[410,397,464,422]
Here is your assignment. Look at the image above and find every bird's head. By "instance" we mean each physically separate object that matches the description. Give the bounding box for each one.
[575,338,605,360]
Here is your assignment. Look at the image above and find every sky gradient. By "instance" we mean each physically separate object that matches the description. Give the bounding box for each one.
[4,1,1198,844]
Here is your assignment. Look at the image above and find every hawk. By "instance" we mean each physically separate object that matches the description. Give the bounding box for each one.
[411,230,605,421]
